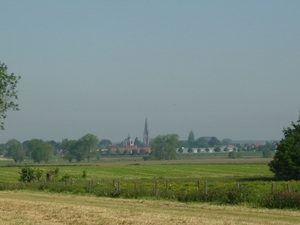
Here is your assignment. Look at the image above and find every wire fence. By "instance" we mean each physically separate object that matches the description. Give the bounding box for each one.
[1,179,300,208]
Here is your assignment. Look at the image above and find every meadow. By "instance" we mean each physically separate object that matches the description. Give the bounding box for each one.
[0,157,273,182]
[1,156,300,224]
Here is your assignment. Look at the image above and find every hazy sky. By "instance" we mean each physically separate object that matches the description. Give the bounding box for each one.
[1,1,300,143]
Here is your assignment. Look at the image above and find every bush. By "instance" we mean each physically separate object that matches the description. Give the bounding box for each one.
[19,166,35,183]
[262,191,300,208]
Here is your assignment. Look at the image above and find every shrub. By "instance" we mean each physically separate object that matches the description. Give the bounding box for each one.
[19,166,35,183]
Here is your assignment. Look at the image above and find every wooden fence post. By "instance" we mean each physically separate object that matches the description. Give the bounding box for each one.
[88,180,91,193]
[134,181,137,192]
[198,180,201,192]
[205,181,208,195]
[287,182,291,192]
[155,181,159,197]
[118,180,121,192]
[166,180,169,193]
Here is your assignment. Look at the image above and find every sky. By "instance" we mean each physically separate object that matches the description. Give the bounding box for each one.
[1,1,300,143]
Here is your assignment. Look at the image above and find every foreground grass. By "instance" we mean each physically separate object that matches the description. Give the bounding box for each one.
[0,190,299,225]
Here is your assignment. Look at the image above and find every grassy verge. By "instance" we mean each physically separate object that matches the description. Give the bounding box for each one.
[0,190,299,225]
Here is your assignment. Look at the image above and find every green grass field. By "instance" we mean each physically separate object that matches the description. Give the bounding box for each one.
[0,160,273,182]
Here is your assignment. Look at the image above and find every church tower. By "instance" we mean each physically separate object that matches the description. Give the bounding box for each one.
[143,118,150,146]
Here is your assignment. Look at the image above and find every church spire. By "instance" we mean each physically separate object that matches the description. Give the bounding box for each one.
[143,118,150,146]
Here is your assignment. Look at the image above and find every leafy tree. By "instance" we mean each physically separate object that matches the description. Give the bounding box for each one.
[195,137,208,148]
[123,149,129,155]
[99,139,112,148]
[178,147,184,153]
[131,149,138,155]
[214,146,221,152]
[35,169,44,181]
[78,134,99,162]
[188,147,193,153]
[228,151,242,159]
[269,115,300,180]
[221,138,232,145]
[95,151,101,161]
[262,149,272,158]
[188,131,195,142]
[19,166,35,183]
[28,139,54,163]
[7,142,24,163]
[139,148,147,155]
[205,147,210,153]
[188,131,195,147]
[0,62,21,130]
[62,139,77,162]
[208,137,222,147]
[134,137,144,147]
[224,147,229,152]
[149,134,179,160]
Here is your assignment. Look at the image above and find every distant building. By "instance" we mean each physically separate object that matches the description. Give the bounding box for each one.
[123,135,134,147]
[143,118,150,146]
[110,145,151,154]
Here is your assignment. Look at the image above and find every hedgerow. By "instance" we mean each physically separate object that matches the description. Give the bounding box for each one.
[1,179,300,209]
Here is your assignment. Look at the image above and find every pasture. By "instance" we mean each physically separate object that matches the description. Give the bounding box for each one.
[0,158,273,182]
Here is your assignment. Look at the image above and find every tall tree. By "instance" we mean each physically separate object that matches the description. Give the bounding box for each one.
[0,62,21,130]
[62,139,77,162]
[221,138,232,145]
[188,131,195,147]
[150,134,179,160]
[195,137,208,148]
[7,142,24,163]
[269,115,300,180]
[208,137,222,147]
[27,139,54,163]
[78,133,99,162]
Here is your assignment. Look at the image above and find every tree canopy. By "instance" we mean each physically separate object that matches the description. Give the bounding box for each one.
[269,115,300,180]
[7,141,24,163]
[62,134,99,162]
[149,134,179,160]
[27,139,54,163]
[0,62,21,130]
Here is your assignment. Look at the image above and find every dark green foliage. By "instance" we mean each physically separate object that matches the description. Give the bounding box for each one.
[178,147,183,153]
[228,151,242,159]
[131,149,138,155]
[269,115,300,180]
[208,137,221,147]
[62,134,99,162]
[0,62,21,130]
[262,149,272,158]
[28,139,54,163]
[262,191,300,209]
[214,146,221,152]
[150,134,179,160]
[82,170,87,179]
[35,169,44,181]
[139,148,147,155]
[195,137,208,148]
[19,166,35,182]
[221,138,232,145]
[7,142,24,163]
